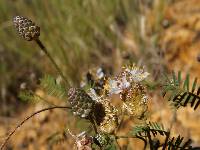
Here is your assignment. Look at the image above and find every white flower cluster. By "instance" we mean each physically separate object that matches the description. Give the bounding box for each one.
[96,67,105,79]
[107,65,149,95]
[108,76,130,94]
[125,66,149,82]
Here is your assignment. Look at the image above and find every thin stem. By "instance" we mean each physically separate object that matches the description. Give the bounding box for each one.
[137,135,147,150]
[89,116,98,134]
[147,130,154,150]
[30,91,57,107]
[34,93,69,113]
[116,135,137,139]
[115,138,121,150]
[35,38,71,87]
[169,109,177,130]
[0,106,71,150]
[162,110,176,150]
[162,131,170,150]
[116,111,124,133]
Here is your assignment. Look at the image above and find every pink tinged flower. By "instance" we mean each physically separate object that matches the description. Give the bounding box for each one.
[96,68,104,79]
[108,78,130,95]
[129,67,149,82]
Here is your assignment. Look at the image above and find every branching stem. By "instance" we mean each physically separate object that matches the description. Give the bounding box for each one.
[0,106,71,150]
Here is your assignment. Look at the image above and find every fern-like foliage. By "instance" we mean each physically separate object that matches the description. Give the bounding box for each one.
[40,74,67,99]
[46,130,68,148]
[147,122,168,137]
[132,122,194,150]
[166,135,192,150]
[132,124,147,136]
[19,90,40,103]
[162,71,200,110]
[19,90,58,106]
[132,122,168,137]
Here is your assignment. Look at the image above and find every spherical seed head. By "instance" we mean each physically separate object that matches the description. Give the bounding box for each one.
[13,16,40,41]
[68,87,95,119]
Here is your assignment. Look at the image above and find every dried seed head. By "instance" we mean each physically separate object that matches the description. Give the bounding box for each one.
[68,87,95,119]
[121,83,148,119]
[13,16,40,41]
[94,99,118,134]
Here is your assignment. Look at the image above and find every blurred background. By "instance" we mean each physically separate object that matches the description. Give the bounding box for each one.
[0,0,199,149]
